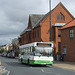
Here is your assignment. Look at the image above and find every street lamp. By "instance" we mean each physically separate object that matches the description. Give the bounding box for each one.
[49,0,51,41]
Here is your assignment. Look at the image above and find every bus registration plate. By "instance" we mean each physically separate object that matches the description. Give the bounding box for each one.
[42,63,46,64]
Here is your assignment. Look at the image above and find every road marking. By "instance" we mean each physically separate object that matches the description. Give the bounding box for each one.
[30,67,40,70]
[29,67,62,75]
[7,71,10,75]
[30,67,61,75]
[41,69,44,72]
[42,70,61,75]
[41,69,61,75]
[44,71,61,75]
[0,66,6,70]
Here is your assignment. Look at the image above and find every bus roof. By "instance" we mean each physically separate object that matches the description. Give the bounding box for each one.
[19,42,53,48]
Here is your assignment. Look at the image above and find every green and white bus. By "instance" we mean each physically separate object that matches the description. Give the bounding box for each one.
[19,42,54,65]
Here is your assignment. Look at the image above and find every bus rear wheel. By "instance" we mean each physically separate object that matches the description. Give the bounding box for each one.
[27,59,30,65]
[21,58,23,63]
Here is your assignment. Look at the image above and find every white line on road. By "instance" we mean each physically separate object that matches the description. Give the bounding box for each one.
[41,68,61,75]
[30,67,41,70]
[30,67,61,75]
[43,71,61,75]
[41,69,61,75]
[7,71,10,75]
[41,69,44,72]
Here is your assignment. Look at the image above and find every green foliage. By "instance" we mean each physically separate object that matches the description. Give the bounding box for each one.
[16,51,19,53]
[54,54,57,61]
[57,51,61,55]
[6,51,10,53]
[0,48,5,53]
[54,51,61,61]
[0,50,1,53]
[21,51,25,55]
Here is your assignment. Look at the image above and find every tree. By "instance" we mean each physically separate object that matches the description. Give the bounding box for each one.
[0,48,5,53]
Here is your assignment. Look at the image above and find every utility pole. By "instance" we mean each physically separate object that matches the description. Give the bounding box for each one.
[49,0,51,41]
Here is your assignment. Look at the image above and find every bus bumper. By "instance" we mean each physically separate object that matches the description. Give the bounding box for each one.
[33,61,53,65]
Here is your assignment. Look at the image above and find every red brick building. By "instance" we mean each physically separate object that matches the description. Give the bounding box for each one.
[61,19,75,62]
[19,2,74,54]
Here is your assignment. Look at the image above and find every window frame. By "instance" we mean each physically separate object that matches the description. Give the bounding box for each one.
[63,46,66,55]
[58,30,61,37]
[70,29,74,38]
[57,12,65,21]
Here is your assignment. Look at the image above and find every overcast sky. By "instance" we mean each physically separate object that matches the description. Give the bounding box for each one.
[0,0,75,45]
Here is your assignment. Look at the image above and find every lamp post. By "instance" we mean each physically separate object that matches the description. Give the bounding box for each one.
[49,0,51,42]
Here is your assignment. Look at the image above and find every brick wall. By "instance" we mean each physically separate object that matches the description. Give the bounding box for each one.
[19,3,74,54]
[61,27,75,62]
[33,27,41,42]
[40,3,74,53]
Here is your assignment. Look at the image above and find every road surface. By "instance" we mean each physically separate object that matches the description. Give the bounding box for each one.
[0,56,75,75]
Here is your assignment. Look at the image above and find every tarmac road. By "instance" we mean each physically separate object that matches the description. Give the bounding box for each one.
[0,56,75,75]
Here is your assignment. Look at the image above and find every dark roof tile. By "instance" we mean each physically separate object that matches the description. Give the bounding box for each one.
[29,14,44,28]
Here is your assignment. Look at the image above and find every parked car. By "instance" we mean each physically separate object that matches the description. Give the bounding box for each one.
[0,53,2,56]
[2,53,7,57]
[7,52,15,58]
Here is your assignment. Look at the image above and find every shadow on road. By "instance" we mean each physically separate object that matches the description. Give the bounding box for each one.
[1,57,53,68]
[5,62,30,67]
[5,61,53,68]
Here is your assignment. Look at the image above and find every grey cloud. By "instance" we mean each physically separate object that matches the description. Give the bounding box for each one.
[0,34,18,45]
[0,0,75,45]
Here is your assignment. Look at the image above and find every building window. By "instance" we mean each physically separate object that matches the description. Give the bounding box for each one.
[33,32,34,41]
[29,33,31,41]
[35,31,36,38]
[38,30,39,38]
[57,12,65,21]
[58,42,61,52]
[63,46,66,54]
[58,30,61,37]
[70,29,74,38]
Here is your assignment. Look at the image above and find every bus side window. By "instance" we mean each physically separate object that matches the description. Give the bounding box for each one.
[31,47,35,52]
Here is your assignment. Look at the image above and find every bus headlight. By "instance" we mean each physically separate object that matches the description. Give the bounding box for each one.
[33,60,37,62]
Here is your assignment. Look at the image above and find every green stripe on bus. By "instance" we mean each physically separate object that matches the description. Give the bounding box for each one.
[33,61,53,65]
[19,59,53,65]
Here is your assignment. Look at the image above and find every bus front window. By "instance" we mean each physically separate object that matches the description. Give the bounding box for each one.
[34,46,53,56]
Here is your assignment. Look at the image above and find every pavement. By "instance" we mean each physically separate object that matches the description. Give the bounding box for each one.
[0,57,75,75]
[1,57,75,75]
[53,61,75,71]
[15,57,75,71]
[0,60,10,75]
